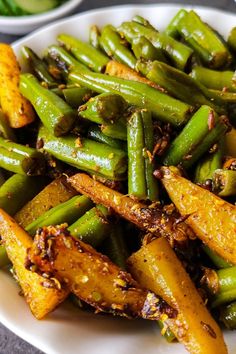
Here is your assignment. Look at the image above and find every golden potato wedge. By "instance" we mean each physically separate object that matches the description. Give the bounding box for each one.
[0,209,68,319]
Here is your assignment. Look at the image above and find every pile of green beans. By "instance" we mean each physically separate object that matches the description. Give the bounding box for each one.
[0,7,235,337]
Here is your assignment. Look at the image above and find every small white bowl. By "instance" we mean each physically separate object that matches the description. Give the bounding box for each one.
[0,0,83,35]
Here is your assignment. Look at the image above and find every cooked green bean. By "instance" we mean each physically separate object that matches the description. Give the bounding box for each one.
[0,137,45,175]
[202,245,232,269]
[87,125,125,149]
[132,36,167,62]
[163,105,228,168]
[68,204,110,247]
[227,27,236,53]
[26,195,93,236]
[20,73,76,137]
[0,109,16,141]
[213,169,236,197]
[100,25,137,69]
[89,25,101,49]
[21,46,57,86]
[78,92,128,124]
[165,9,188,38]
[69,70,191,127]
[38,125,127,180]
[58,33,109,73]
[101,119,127,141]
[220,301,236,329]
[62,87,93,108]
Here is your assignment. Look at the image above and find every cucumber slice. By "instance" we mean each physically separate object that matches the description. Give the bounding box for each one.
[4,0,29,16]
[0,1,12,15]
[13,0,59,14]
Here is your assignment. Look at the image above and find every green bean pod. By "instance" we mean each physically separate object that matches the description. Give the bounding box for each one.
[20,73,76,137]
[176,10,232,68]
[100,25,137,69]
[62,87,93,108]
[0,137,45,175]
[26,195,93,236]
[102,223,129,269]
[127,109,158,200]
[132,15,156,30]
[220,301,236,329]
[68,204,110,247]
[46,45,89,73]
[69,70,191,127]
[39,125,127,180]
[0,109,16,141]
[0,174,46,216]
[190,66,236,92]
[165,9,188,38]
[118,20,193,70]
[163,105,228,168]
[210,267,236,308]
[21,46,57,86]
[101,119,127,141]
[57,33,109,73]
[202,245,232,269]
[78,92,128,124]
[137,60,222,110]
[228,27,236,53]
[194,140,223,184]
[87,125,125,149]
[157,321,176,343]
[89,25,101,49]
[132,36,167,62]
[213,169,236,197]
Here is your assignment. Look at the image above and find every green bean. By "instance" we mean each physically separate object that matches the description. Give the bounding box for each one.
[0,137,45,175]
[0,245,9,268]
[118,20,193,70]
[202,245,232,269]
[87,125,125,149]
[165,9,188,38]
[69,70,191,127]
[57,34,109,73]
[137,60,222,110]
[68,204,110,247]
[213,169,236,197]
[20,73,76,137]
[127,109,158,200]
[194,140,223,184]
[38,125,127,180]
[227,27,236,53]
[132,15,156,30]
[0,109,16,141]
[163,105,228,168]
[21,46,57,86]
[220,301,236,329]
[46,45,89,73]
[0,174,46,216]
[127,110,146,199]
[208,90,236,103]
[211,267,236,308]
[132,36,167,62]
[89,25,101,49]
[176,10,232,68]
[62,87,93,108]
[100,25,137,69]
[190,66,236,92]
[102,223,129,269]
[101,119,127,141]
[78,92,128,124]
[26,195,93,236]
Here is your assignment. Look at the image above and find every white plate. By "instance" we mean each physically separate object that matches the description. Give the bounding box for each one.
[0,0,83,35]
[0,4,236,354]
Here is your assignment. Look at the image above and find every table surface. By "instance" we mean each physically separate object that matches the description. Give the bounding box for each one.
[0,0,236,353]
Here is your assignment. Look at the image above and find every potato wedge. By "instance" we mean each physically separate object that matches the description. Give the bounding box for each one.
[0,209,68,319]
[128,237,227,354]
[161,166,236,265]
[15,175,76,227]
[0,44,35,128]
[27,225,176,320]
[105,60,163,90]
